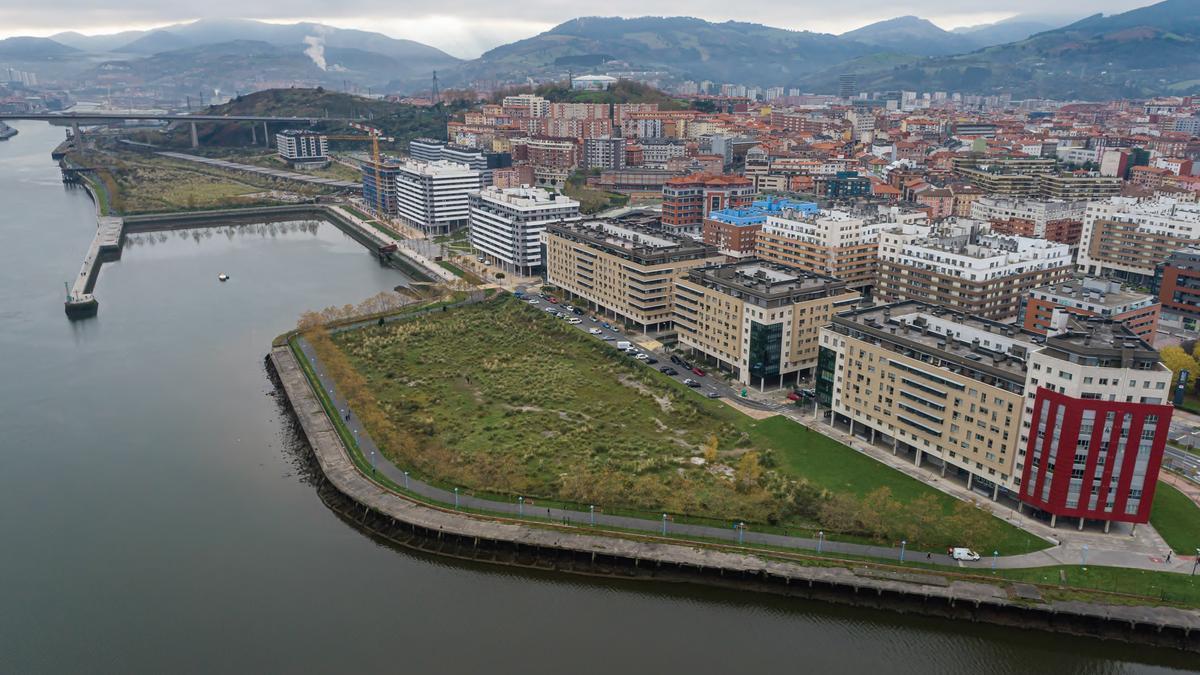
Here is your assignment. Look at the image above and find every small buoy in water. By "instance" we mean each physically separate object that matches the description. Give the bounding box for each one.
[218,273,229,282]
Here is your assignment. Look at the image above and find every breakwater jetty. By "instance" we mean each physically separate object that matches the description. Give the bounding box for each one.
[63,202,440,319]
[269,343,1200,653]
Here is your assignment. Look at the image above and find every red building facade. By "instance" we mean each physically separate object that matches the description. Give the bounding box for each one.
[1020,388,1172,525]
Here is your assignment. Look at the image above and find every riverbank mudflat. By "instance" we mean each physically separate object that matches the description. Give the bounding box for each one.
[269,344,1200,653]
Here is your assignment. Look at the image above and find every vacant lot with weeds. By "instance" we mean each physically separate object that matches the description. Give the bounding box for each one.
[321,296,1044,553]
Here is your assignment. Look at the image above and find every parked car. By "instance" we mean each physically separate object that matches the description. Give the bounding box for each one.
[527,298,540,305]
[645,357,658,365]
[572,308,584,315]
[680,360,693,370]
[589,328,603,335]
[669,355,681,365]
[659,367,678,376]
[616,341,631,350]
[948,547,981,561]
[625,347,639,355]
[548,297,559,304]
[683,379,701,388]
[786,391,801,402]
[692,367,706,377]
[514,291,525,299]
[635,353,649,361]
[706,391,721,399]
[567,318,582,325]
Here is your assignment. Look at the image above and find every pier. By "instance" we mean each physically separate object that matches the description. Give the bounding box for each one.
[64,216,122,318]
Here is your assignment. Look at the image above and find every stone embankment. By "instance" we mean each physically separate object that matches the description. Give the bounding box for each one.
[269,344,1200,653]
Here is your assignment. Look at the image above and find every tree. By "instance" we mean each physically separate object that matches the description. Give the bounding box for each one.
[735,451,762,492]
[905,493,942,548]
[945,500,991,550]
[857,487,902,541]
[702,434,719,464]
[818,493,858,533]
[1160,346,1199,388]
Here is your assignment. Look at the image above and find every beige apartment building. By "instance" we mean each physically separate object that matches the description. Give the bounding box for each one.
[877,221,1074,321]
[818,302,1174,527]
[673,261,860,388]
[754,205,927,290]
[543,219,723,332]
[818,305,1028,493]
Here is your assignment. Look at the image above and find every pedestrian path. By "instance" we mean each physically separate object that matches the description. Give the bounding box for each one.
[291,334,1200,575]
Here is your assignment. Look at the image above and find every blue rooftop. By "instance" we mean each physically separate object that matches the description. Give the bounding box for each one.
[709,197,819,226]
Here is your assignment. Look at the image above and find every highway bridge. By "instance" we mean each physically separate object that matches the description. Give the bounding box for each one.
[1,111,365,148]
[0,112,361,123]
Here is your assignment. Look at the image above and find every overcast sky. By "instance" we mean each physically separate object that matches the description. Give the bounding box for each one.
[0,0,1156,58]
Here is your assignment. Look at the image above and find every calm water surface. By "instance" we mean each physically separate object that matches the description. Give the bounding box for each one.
[1,121,1196,673]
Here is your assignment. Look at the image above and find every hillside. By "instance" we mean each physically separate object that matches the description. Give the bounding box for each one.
[493,79,688,108]
[810,0,1200,98]
[841,16,979,56]
[0,36,79,58]
[192,88,460,149]
[442,16,884,88]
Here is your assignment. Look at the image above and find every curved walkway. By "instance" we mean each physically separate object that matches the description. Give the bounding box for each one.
[293,333,1199,575]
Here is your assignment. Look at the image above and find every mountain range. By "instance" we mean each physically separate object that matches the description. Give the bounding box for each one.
[1,2,1197,99]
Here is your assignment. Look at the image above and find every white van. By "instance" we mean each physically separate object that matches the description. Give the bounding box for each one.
[616,341,631,350]
[948,547,981,561]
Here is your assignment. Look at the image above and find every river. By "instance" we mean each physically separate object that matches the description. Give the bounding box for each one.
[0,121,1195,673]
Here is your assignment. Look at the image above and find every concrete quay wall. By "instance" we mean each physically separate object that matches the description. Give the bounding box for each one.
[268,344,1200,653]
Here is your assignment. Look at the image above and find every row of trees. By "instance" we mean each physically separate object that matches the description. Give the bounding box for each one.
[1160,344,1200,390]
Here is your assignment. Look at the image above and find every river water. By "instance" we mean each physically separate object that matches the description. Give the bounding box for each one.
[0,121,1195,673]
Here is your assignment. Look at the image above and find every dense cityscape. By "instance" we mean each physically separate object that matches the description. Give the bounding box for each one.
[5,0,1200,670]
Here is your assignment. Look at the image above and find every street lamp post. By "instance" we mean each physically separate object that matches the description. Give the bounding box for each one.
[403,471,409,489]
[454,487,460,510]
[519,496,524,516]
[370,449,376,474]
[818,530,825,554]
[661,513,668,536]
[1082,543,1089,568]
[589,504,595,526]
[737,522,745,545]
[900,539,907,563]
[992,550,998,571]
[1193,549,1200,577]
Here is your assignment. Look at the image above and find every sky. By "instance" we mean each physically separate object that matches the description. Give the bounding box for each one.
[0,0,1157,59]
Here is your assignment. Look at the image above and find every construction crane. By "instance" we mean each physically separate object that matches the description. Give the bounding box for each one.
[325,122,394,219]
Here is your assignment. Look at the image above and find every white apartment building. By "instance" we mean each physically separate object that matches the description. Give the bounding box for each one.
[969,197,1087,236]
[468,186,581,275]
[394,160,482,235]
[755,206,928,289]
[1077,198,1200,284]
[877,221,1074,320]
[501,94,550,118]
[275,130,328,167]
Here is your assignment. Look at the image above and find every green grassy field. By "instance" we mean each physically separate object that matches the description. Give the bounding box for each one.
[323,295,1046,554]
[1151,482,1200,554]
